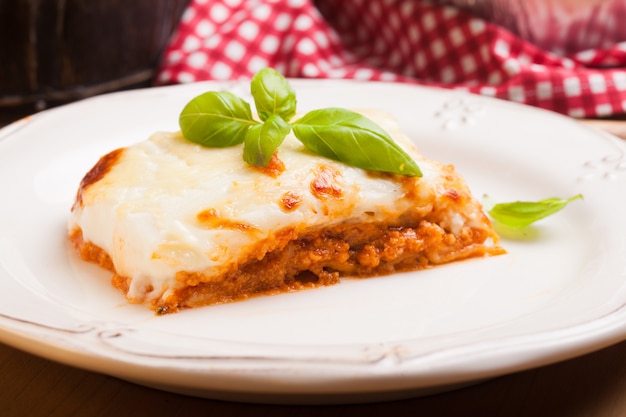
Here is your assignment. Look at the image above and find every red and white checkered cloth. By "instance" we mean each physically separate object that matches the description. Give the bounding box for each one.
[156,0,626,118]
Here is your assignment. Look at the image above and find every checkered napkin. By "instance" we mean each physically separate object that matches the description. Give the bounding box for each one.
[156,0,626,118]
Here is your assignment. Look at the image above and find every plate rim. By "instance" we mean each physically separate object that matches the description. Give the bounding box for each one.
[1,79,626,403]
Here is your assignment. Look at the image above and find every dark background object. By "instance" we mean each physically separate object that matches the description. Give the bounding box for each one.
[0,0,190,124]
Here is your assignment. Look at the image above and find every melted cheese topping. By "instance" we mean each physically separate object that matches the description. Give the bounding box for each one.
[68,110,497,307]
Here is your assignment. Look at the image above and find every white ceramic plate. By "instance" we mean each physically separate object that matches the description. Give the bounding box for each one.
[1,80,626,404]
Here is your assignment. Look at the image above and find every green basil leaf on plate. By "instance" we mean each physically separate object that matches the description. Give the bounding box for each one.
[488,194,583,229]
[179,91,258,147]
[292,108,422,176]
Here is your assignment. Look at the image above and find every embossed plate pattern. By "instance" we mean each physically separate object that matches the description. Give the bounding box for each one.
[1,80,626,404]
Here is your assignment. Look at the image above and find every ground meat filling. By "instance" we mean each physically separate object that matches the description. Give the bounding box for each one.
[71,216,499,315]
[169,219,495,314]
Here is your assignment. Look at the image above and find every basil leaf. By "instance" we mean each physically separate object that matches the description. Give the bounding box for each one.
[292,108,422,176]
[250,68,297,122]
[488,194,583,229]
[243,114,291,167]
[179,91,258,147]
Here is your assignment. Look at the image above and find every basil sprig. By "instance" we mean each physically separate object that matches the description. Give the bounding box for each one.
[179,68,421,177]
[487,194,583,229]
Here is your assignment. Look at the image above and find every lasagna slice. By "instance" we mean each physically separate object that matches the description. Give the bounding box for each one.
[68,110,504,314]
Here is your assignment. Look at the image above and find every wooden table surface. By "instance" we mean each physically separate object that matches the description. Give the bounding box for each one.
[1,116,625,417]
